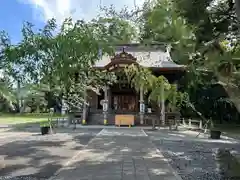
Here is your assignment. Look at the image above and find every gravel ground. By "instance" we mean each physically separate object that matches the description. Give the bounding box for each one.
[0,128,102,180]
[152,138,240,180]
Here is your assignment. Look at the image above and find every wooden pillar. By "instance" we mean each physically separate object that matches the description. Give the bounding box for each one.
[182,118,186,126]
[161,84,165,125]
[82,90,87,124]
[139,87,145,125]
[188,118,192,127]
[108,88,112,112]
[199,120,203,129]
[103,86,109,125]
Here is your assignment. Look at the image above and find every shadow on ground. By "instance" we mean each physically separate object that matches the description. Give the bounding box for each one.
[0,128,102,179]
[52,135,178,180]
[0,128,180,180]
[0,139,67,179]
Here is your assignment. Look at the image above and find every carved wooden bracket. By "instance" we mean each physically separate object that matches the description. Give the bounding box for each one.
[110,51,137,62]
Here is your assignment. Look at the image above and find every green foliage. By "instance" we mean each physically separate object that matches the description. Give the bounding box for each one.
[148,76,170,105]
[0,0,239,121]
[125,64,187,111]
[94,17,137,44]
[167,84,184,110]
[0,17,121,112]
[0,78,15,109]
[124,64,155,94]
[140,0,196,65]
[113,1,240,122]
[174,0,237,44]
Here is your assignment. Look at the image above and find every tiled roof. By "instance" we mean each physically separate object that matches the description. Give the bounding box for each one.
[94,49,184,68]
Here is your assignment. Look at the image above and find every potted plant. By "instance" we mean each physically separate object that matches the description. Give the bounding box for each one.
[40,121,50,135]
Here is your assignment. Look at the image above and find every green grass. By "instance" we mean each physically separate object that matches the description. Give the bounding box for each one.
[0,113,67,125]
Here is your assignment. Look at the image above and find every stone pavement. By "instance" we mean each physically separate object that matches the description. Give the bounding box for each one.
[51,128,182,180]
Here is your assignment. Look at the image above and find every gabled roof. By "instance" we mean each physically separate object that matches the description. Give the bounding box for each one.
[94,44,184,69]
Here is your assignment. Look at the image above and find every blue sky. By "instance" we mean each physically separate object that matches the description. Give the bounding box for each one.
[0,0,144,44]
[0,1,44,43]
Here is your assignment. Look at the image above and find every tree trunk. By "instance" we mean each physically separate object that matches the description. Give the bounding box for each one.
[153,104,161,129]
[235,0,240,21]
[161,84,165,126]
[152,116,156,129]
[82,90,87,124]
[17,80,22,113]
[140,86,144,125]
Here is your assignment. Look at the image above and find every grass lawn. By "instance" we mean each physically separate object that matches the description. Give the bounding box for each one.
[0,113,67,125]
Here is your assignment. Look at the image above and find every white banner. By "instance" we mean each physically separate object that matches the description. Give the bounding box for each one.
[103,102,108,112]
[140,103,145,113]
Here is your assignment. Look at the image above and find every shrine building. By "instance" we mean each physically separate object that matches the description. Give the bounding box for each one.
[82,43,185,126]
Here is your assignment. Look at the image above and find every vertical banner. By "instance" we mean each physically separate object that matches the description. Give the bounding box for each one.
[140,103,145,113]
[103,102,108,112]
[61,99,68,115]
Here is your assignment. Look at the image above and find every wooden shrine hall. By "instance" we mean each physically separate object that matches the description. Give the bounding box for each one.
[81,43,185,126]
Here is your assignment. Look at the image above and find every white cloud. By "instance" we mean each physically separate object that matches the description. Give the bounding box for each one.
[20,0,145,24]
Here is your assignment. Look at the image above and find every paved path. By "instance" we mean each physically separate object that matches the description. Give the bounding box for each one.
[51,128,181,180]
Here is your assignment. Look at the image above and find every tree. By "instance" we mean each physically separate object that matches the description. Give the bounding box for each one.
[148,75,171,127]
[124,64,155,124]
[99,0,240,124]
[124,64,183,128]
[140,0,197,73]
[173,0,237,43]
[172,0,240,115]
[94,17,137,44]
[0,79,15,110]
[236,0,240,21]
[0,18,118,114]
